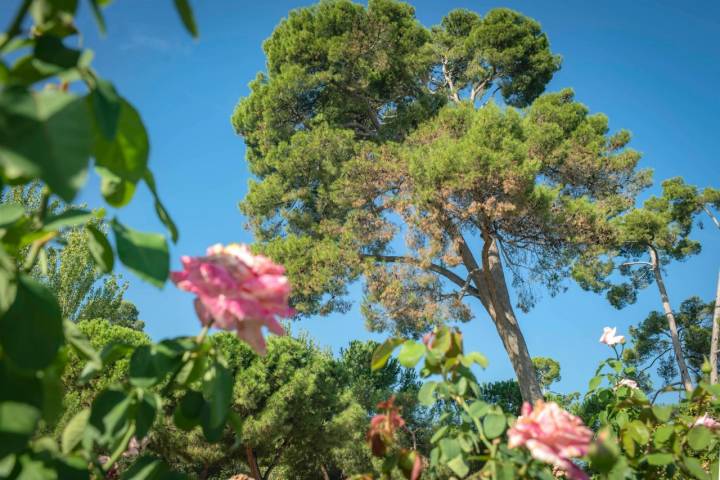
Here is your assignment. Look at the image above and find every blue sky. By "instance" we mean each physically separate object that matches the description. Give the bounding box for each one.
[27,0,720,394]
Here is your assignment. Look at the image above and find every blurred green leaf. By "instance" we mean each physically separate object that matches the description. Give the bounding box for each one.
[688,426,712,451]
[0,88,90,201]
[483,413,506,439]
[0,401,41,457]
[88,78,121,139]
[93,99,148,183]
[447,455,469,477]
[0,275,63,370]
[398,340,424,368]
[0,203,24,227]
[61,408,90,454]
[418,381,437,407]
[34,35,81,69]
[86,224,114,273]
[201,360,232,431]
[173,0,198,38]
[645,453,674,466]
[96,166,137,207]
[144,170,178,243]
[43,208,93,230]
[371,337,403,371]
[112,219,169,288]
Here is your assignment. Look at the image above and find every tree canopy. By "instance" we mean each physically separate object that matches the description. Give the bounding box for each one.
[233,0,649,402]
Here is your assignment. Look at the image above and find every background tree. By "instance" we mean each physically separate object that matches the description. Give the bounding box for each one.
[532,356,561,392]
[575,178,718,392]
[626,297,715,391]
[2,184,143,329]
[233,0,646,403]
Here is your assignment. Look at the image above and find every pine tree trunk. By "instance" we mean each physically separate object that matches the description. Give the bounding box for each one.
[245,445,263,480]
[648,246,694,392]
[485,241,544,404]
[453,230,543,404]
[711,270,720,384]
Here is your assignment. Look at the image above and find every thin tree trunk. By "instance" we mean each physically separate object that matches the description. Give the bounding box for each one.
[320,465,331,480]
[648,246,693,392]
[245,445,262,480]
[703,205,720,229]
[454,230,543,403]
[711,270,720,384]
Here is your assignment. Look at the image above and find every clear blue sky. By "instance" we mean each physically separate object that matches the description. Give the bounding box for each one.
[30,0,720,394]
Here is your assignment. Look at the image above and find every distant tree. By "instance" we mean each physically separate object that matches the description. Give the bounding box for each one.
[575,178,718,392]
[233,0,647,403]
[56,319,150,436]
[626,297,715,390]
[533,356,561,392]
[2,183,142,329]
[478,380,523,414]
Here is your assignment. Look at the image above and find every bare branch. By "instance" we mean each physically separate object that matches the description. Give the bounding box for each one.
[360,253,481,298]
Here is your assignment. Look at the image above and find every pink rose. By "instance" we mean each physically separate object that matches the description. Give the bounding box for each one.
[694,414,720,430]
[172,243,294,354]
[615,378,638,390]
[508,401,592,480]
[599,327,625,346]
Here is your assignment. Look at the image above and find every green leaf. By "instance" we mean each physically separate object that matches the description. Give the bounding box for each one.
[653,424,674,446]
[0,401,41,457]
[651,405,672,423]
[418,381,437,407]
[645,453,674,466]
[89,389,131,445]
[93,98,148,183]
[0,275,63,370]
[143,170,178,243]
[34,35,81,69]
[398,340,425,368]
[129,345,181,388]
[447,455,469,477]
[588,375,602,391]
[201,360,233,431]
[461,351,488,369]
[0,203,24,227]
[683,456,710,480]
[89,78,121,139]
[628,420,650,445]
[121,455,185,480]
[483,413,506,439]
[88,0,107,34]
[468,400,490,419]
[431,327,451,354]
[439,438,460,461]
[86,224,114,273]
[174,391,204,432]
[0,88,91,201]
[112,219,169,288]
[688,426,712,451]
[0,253,17,316]
[61,408,90,454]
[43,208,94,230]
[133,392,159,439]
[64,319,101,368]
[430,425,448,444]
[371,337,403,371]
[79,341,134,383]
[96,165,137,207]
[173,0,199,38]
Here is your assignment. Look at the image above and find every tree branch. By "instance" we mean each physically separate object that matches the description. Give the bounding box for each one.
[360,253,481,298]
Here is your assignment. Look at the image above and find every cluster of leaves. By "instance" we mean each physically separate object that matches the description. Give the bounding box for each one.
[0,0,217,478]
[583,353,720,479]
[366,326,558,479]
[363,325,720,480]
